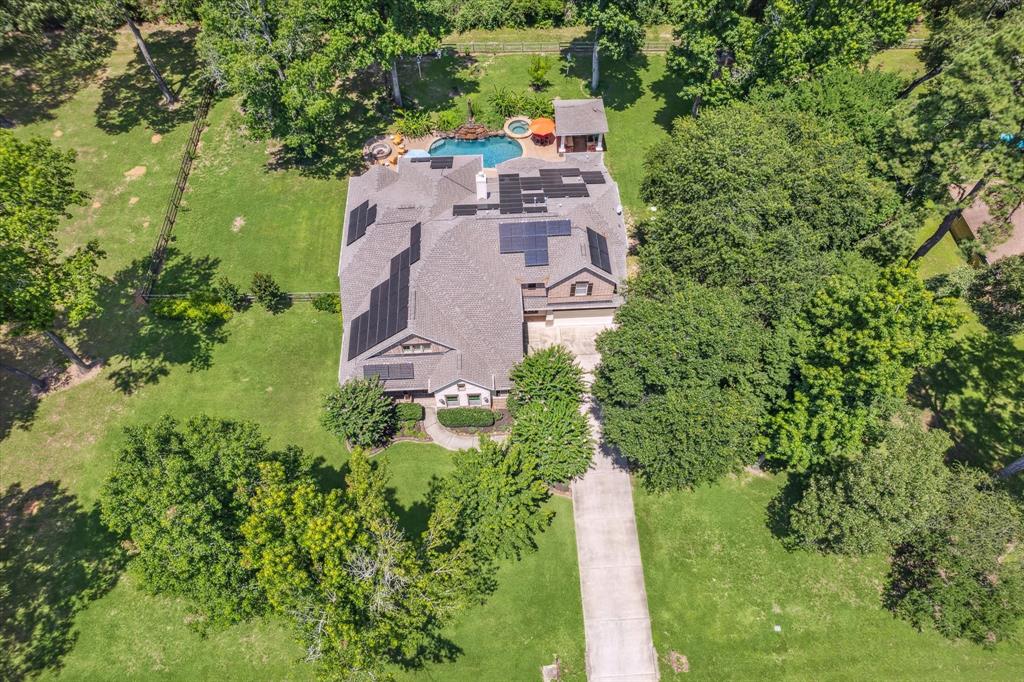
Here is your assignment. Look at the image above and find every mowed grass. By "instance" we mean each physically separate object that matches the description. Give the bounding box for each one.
[636,474,1024,680]
[161,98,347,293]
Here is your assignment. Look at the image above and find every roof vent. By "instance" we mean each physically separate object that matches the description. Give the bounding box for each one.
[476,171,488,200]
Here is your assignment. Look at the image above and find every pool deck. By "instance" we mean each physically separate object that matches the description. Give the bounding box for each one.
[379,130,563,171]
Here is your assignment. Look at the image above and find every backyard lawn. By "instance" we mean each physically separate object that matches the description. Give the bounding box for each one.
[636,473,1024,680]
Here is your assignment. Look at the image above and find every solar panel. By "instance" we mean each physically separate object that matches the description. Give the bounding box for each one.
[587,227,612,274]
[453,204,477,216]
[546,219,571,236]
[363,363,415,381]
[429,156,453,169]
[581,171,606,184]
[347,224,420,360]
[409,157,431,164]
[524,249,549,266]
[523,206,547,213]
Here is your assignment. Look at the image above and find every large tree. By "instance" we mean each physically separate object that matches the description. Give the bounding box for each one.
[593,278,770,490]
[668,0,919,113]
[507,344,585,415]
[892,8,1024,255]
[243,450,484,678]
[99,416,312,625]
[766,264,961,470]
[576,0,645,91]
[639,102,913,322]
[886,467,1024,646]
[968,254,1024,335]
[782,408,952,555]
[0,131,103,378]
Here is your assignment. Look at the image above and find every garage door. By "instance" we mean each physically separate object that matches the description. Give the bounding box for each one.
[550,308,616,326]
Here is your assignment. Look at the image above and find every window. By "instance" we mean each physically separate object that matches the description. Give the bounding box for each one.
[444,395,459,406]
[467,394,482,406]
[401,343,431,354]
[572,281,591,297]
[457,382,466,390]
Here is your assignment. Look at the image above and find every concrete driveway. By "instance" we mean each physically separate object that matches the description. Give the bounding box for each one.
[526,321,611,376]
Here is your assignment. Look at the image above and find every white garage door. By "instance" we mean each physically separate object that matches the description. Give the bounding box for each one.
[550,308,616,327]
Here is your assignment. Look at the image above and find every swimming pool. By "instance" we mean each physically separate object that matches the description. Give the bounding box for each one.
[428,136,523,168]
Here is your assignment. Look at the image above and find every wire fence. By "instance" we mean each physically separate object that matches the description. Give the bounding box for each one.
[136,86,214,301]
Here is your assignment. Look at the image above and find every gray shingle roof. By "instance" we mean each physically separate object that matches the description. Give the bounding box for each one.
[554,98,609,137]
[338,152,627,393]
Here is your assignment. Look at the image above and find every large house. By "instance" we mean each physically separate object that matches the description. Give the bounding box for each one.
[337,151,628,408]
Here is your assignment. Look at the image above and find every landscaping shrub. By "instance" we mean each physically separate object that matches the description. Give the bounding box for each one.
[511,401,591,484]
[151,294,233,325]
[528,55,553,90]
[524,92,554,119]
[508,345,584,415]
[214,276,248,311]
[321,378,396,447]
[250,272,283,311]
[395,402,424,422]
[312,292,341,314]
[433,108,465,132]
[437,407,495,428]
[392,109,433,138]
[488,86,527,118]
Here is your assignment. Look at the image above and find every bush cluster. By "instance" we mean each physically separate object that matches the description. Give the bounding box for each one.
[250,272,283,311]
[396,402,425,423]
[312,292,341,314]
[437,407,496,428]
[214,276,248,311]
[487,87,553,120]
[151,294,233,325]
[321,378,396,447]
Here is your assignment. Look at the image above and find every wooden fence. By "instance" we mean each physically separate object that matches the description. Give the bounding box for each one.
[440,39,675,55]
[146,292,335,303]
[136,86,214,301]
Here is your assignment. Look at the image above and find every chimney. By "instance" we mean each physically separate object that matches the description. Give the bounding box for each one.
[476,171,488,200]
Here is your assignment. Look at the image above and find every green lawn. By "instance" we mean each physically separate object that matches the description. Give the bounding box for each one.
[636,473,1024,680]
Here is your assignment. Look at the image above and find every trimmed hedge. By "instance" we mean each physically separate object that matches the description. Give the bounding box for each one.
[396,402,425,422]
[437,407,496,428]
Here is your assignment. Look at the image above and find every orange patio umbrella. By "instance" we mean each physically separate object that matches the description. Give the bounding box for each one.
[529,117,555,137]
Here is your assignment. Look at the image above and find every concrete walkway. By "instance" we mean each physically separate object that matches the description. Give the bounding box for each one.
[422,407,506,451]
[572,395,659,681]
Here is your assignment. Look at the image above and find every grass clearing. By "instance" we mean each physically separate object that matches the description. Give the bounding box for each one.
[636,473,1024,680]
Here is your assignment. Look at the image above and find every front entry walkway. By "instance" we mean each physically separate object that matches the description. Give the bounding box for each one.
[422,407,506,451]
[572,396,659,681]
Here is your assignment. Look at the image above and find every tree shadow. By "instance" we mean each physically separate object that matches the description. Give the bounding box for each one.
[75,248,230,394]
[649,58,693,134]
[596,52,648,112]
[764,471,807,547]
[0,481,125,681]
[94,28,201,135]
[915,332,1024,480]
[384,482,439,540]
[0,336,66,441]
[397,52,481,113]
[0,32,114,126]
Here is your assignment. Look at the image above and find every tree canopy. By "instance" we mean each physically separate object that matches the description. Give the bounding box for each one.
[594,278,769,490]
[783,409,952,555]
[886,467,1024,645]
[507,344,585,415]
[668,0,919,109]
[968,255,1024,335]
[321,377,396,448]
[766,264,960,470]
[100,416,312,626]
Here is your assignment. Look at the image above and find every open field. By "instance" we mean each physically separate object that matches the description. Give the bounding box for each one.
[636,473,1024,680]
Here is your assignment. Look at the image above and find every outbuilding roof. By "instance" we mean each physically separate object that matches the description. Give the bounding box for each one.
[554,98,609,137]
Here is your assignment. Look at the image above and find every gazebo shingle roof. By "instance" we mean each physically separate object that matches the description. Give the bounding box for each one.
[554,98,609,137]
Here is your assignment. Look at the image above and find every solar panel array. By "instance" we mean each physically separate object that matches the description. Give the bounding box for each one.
[346,200,378,245]
[363,363,415,381]
[499,219,572,267]
[587,227,612,274]
[456,168,606,217]
[408,155,454,170]
[347,223,421,360]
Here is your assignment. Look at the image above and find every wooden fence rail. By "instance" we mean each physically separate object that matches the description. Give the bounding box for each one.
[136,86,214,301]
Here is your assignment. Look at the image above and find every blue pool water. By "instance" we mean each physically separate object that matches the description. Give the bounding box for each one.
[428,136,523,168]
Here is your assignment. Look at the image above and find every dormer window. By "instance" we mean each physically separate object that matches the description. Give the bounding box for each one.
[572,281,592,297]
[402,343,431,354]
